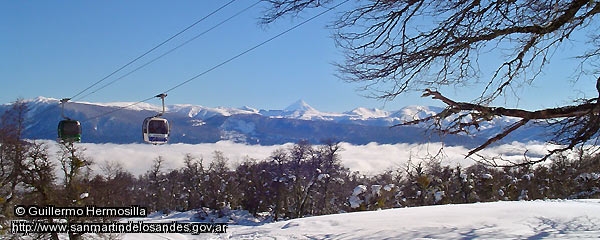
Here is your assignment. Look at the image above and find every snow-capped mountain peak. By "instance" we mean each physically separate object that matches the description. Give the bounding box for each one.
[394,105,443,122]
[31,96,60,104]
[284,99,316,113]
[1,97,545,145]
[281,100,330,120]
[347,107,391,119]
[239,106,259,113]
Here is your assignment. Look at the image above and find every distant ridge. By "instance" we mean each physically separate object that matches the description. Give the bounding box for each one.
[1,97,548,145]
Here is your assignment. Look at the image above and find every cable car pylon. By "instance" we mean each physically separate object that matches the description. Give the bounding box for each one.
[142,93,170,144]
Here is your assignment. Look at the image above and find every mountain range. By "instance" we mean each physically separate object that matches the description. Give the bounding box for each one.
[1,97,548,146]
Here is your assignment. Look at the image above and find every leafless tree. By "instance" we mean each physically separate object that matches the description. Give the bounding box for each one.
[0,100,29,214]
[56,142,93,240]
[262,0,600,165]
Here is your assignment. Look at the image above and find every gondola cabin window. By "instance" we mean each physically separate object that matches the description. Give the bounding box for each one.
[149,119,168,134]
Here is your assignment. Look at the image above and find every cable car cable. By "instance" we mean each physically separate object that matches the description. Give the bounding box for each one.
[26,0,241,136]
[164,0,350,94]
[76,0,261,101]
[44,0,349,138]
[25,0,241,122]
[69,0,238,101]
[85,96,157,122]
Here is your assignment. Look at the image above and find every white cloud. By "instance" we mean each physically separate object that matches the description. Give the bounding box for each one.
[36,140,561,177]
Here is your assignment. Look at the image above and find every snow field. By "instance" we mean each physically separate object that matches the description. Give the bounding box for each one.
[120,200,600,239]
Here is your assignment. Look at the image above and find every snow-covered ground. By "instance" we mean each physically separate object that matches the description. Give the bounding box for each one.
[121,199,600,239]
[34,140,596,239]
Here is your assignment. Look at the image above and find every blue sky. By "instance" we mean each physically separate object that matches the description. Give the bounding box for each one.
[1,1,596,112]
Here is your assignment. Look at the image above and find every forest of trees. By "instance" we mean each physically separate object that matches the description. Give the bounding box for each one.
[2,100,600,239]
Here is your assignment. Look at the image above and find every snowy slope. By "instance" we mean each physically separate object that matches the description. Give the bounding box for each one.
[345,107,390,120]
[120,200,600,239]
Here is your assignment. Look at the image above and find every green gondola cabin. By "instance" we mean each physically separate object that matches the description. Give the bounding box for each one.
[58,119,81,142]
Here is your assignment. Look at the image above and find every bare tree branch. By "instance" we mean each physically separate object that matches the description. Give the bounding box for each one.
[262,0,600,165]
[398,88,600,164]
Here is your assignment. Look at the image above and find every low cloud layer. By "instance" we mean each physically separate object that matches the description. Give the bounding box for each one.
[36,140,558,177]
